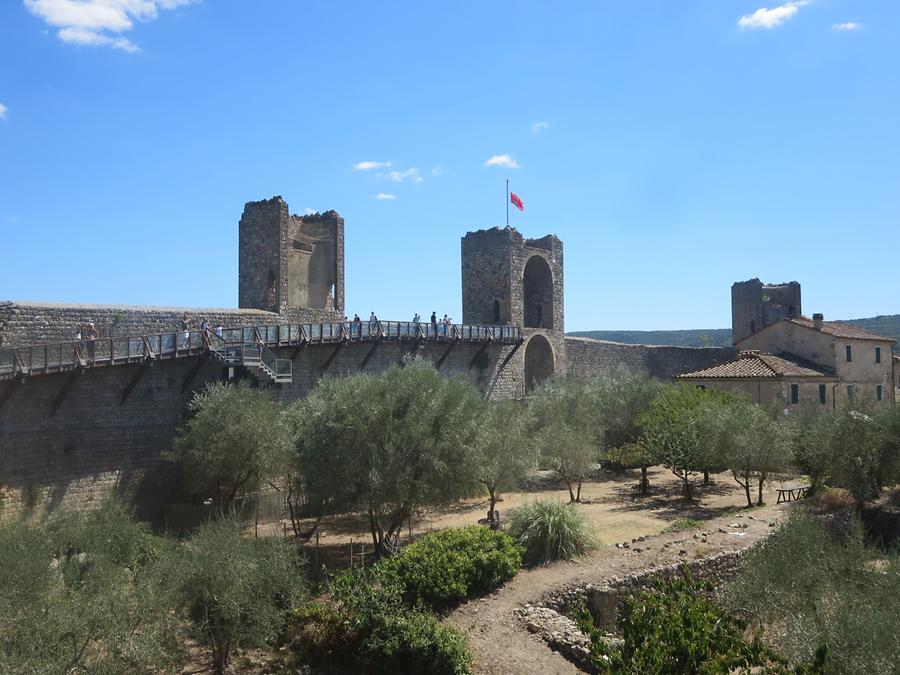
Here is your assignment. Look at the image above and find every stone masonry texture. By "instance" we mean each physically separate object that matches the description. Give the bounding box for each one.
[0,209,736,518]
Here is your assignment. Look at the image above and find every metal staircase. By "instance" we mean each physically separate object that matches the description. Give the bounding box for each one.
[212,341,292,385]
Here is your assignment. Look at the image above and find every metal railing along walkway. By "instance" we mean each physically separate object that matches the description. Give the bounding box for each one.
[0,320,523,382]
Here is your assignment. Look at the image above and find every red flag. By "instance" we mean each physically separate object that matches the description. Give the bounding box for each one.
[510,191,524,211]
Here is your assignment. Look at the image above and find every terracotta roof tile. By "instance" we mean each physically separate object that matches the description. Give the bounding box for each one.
[788,317,892,341]
[677,351,835,379]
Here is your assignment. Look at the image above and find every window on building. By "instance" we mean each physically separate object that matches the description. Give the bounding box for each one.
[845,345,852,362]
[819,384,826,405]
[492,299,501,324]
[847,385,854,399]
[790,384,799,404]
[875,347,881,364]
[877,385,882,401]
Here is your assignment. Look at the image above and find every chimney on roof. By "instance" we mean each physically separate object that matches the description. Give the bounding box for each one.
[813,313,824,330]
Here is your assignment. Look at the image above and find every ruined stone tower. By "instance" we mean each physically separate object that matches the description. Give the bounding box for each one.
[731,278,801,344]
[238,196,345,315]
[461,226,565,391]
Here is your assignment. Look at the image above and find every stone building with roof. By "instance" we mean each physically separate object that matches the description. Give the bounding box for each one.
[679,306,896,409]
[677,351,839,409]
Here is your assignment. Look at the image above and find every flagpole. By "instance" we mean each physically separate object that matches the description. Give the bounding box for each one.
[506,179,509,227]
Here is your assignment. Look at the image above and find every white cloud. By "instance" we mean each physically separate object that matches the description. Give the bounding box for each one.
[738,1,810,29]
[0,103,6,120]
[386,167,423,183]
[353,160,391,171]
[431,165,444,176]
[23,0,195,52]
[303,208,317,215]
[58,26,139,51]
[531,121,549,133]
[374,193,396,201]
[833,22,861,31]
[485,154,521,169]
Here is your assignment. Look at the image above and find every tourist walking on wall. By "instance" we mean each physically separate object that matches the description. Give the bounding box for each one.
[431,311,438,337]
[181,313,191,348]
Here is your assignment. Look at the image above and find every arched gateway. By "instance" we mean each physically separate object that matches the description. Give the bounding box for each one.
[524,334,554,392]
[523,255,554,329]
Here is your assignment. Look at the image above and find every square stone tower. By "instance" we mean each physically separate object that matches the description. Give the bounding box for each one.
[461,226,564,390]
[461,226,563,331]
[238,196,344,315]
[731,278,801,344]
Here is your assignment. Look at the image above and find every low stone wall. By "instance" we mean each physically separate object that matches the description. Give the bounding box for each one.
[0,301,340,346]
[518,550,749,671]
[565,336,737,380]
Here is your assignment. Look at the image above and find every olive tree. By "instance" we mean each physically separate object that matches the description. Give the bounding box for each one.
[606,441,656,494]
[529,377,601,503]
[293,359,482,556]
[787,400,900,504]
[170,518,305,674]
[714,398,791,506]
[168,382,291,512]
[0,501,183,674]
[828,402,893,503]
[589,366,664,451]
[639,385,708,501]
[590,368,664,494]
[473,400,538,524]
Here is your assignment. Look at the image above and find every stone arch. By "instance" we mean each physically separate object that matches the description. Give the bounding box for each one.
[524,334,554,392]
[523,255,553,329]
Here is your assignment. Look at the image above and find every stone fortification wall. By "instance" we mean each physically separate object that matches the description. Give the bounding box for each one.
[565,336,737,380]
[0,354,220,517]
[0,301,339,347]
[267,339,525,403]
[0,339,524,517]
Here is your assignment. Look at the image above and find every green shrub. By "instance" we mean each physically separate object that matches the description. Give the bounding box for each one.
[723,513,899,674]
[286,567,471,674]
[507,500,596,566]
[382,526,523,608]
[578,571,804,674]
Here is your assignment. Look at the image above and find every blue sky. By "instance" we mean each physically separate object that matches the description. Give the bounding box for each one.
[1,1,897,331]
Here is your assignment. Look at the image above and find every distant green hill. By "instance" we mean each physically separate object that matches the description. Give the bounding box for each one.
[568,314,900,348]
[566,328,733,347]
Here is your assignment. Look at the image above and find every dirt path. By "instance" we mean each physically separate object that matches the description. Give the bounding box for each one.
[446,500,790,675]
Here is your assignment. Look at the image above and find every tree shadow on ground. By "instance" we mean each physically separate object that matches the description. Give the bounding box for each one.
[604,475,743,522]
